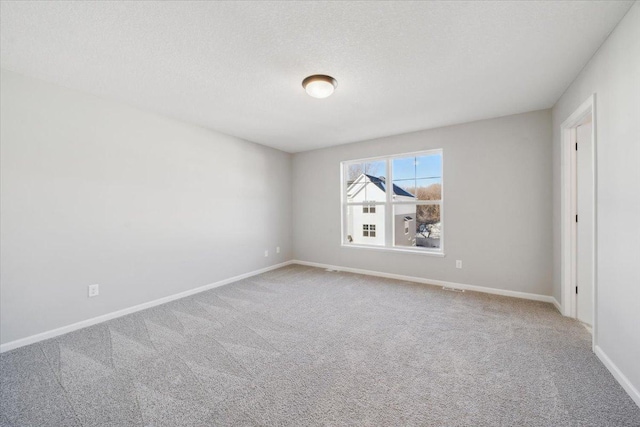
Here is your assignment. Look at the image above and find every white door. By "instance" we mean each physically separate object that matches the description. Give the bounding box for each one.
[576,121,593,326]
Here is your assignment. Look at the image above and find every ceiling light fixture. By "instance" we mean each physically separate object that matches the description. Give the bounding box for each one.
[302,74,337,99]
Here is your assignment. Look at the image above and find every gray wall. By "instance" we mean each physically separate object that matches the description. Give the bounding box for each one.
[551,3,640,394]
[292,110,553,296]
[0,70,292,345]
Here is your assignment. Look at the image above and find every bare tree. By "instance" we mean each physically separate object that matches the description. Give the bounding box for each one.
[416,184,441,201]
[412,184,441,225]
[347,162,383,183]
[347,164,365,182]
[417,204,440,226]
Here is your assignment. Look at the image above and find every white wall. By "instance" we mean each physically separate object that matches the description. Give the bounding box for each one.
[0,70,292,345]
[551,2,640,398]
[293,110,553,296]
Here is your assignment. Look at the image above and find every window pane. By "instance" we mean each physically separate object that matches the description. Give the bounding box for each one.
[365,160,386,178]
[346,204,385,246]
[393,204,441,249]
[346,163,364,185]
[346,161,386,182]
[346,162,387,202]
[415,154,442,179]
[392,153,441,201]
[417,204,441,248]
[415,178,442,201]
[392,157,415,180]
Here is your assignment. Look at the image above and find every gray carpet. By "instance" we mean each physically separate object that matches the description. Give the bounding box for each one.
[1,265,639,426]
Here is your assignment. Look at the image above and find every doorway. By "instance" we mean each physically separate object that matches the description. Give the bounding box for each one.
[576,117,593,327]
[560,95,597,346]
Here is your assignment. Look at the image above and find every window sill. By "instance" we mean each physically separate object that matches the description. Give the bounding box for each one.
[341,244,445,257]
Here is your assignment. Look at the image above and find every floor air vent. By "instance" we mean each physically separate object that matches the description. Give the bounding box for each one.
[442,286,465,292]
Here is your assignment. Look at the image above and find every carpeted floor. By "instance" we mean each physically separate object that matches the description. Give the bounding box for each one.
[1,265,639,426]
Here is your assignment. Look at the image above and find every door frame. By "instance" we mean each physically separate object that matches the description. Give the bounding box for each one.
[560,94,597,350]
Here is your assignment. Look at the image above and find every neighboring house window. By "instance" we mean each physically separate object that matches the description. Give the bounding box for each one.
[362,224,376,237]
[342,149,443,252]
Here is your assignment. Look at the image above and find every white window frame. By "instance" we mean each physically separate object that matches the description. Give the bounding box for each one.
[340,149,444,255]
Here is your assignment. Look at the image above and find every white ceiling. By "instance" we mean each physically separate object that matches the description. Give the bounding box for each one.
[0,1,633,153]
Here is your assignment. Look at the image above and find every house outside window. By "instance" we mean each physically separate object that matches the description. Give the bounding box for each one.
[363,224,376,237]
[362,205,376,214]
[342,149,443,253]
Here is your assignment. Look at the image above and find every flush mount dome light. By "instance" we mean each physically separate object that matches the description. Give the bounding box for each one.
[302,74,337,99]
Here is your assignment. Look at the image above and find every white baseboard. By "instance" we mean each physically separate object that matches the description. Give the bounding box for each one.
[0,261,294,353]
[595,346,640,408]
[292,259,557,304]
[551,297,562,313]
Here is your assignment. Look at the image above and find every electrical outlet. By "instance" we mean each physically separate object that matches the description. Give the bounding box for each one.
[456,260,463,269]
[276,246,280,254]
[264,250,269,257]
[88,284,99,297]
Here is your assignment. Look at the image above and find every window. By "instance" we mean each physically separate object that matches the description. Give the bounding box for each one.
[342,150,443,253]
[363,224,376,237]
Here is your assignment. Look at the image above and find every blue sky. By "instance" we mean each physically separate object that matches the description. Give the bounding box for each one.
[363,153,441,183]
[393,154,441,181]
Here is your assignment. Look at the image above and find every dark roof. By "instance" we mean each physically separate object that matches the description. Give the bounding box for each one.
[365,174,415,198]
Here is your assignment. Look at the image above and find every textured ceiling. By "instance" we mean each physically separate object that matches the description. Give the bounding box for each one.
[0,1,633,153]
